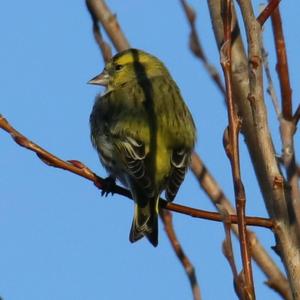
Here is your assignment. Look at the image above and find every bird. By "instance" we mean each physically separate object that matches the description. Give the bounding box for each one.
[89,49,196,247]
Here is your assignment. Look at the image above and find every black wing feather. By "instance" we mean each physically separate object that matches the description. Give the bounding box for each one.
[165,148,190,202]
[116,135,155,199]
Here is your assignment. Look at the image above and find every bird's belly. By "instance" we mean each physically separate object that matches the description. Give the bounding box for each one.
[96,134,128,186]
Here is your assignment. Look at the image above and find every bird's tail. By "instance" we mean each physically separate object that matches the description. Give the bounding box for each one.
[129,195,159,247]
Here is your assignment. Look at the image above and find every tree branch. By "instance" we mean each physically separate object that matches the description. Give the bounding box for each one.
[271,6,292,120]
[160,210,201,300]
[86,0,129,52]
[0,114,273,228]
[220,0,254,297]
[221,210,241,298]
[257,0,281,27]
[262,46,281,118]
[86,1,112,64]
[236,0,300,297]
[271,6,300,233]
[293,104,300,126]
[180,0,226,96]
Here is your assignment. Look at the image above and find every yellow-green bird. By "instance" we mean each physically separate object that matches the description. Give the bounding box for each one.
[89,49,196,247]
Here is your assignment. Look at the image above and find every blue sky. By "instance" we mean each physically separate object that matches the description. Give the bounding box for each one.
[0,0,299,299]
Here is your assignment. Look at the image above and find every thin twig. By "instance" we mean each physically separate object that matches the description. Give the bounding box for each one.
[180,0,225,96]
[219,207,241,298]
[293,104,300,126]
[160,210,201,300]
[0,113,273,228]
[271,6,300,231]
[257,0,281,27]
[220,0,255,298]
[86,1,112,64]
[262,47,281,118]
[86,0,130,52]
[271,6,292,120]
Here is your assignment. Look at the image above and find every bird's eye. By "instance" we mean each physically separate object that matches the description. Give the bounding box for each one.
[115,64,124,71]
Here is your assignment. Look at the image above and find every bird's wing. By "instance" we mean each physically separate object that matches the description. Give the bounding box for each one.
[114,134,155,200]
[165,148,190,202]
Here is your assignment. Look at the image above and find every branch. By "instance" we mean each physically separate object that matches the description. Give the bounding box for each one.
[220,0,254,297]
[221,211,241,298]
[160,210,201,300]
[86,0,130,52]
[271,5,292,120]
[293,104,300,126]
[208,0,298,297]
[180,0,226,96]
[262,47,281,118]
[257,0,281,27]
[237,0,300,297]
[0,114,273,228]
[86,1,112,64]
[271,6,300,231]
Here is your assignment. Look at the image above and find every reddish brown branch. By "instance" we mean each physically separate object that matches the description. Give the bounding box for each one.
[0,113,273,229]
[180,0,225,96]
[257,0,281,27]
[221,0,255,298]
[271,6,292,120]
[160,210,201,300]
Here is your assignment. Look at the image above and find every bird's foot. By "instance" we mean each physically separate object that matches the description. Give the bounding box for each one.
[101,176,116,197]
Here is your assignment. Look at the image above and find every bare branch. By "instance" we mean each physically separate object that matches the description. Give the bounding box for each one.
[221,211,241,298]
[293,104,300,126]
[0,113,274,229]
[262,47,281,118]
[86,0,130,51]
[207,0,298,297]
[271,6,292,120]
[160,210,201,300]
[257,0,281,27]
[86,1,112,63]
[180,0,225,96]
[220,0,255,297]
[236,0,300,297]
[270,7,300,234]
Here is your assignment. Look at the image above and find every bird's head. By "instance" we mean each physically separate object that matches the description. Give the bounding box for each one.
[88,49,170,90]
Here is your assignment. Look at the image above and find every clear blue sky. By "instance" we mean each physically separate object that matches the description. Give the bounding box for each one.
[0,0,299,299]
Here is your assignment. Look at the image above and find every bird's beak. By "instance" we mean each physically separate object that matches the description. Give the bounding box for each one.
[88,70,109,86]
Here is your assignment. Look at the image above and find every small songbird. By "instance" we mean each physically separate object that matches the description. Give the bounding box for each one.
[89,49,196,247]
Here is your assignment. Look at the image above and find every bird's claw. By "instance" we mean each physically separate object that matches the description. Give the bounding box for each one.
[101,176,116,197]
